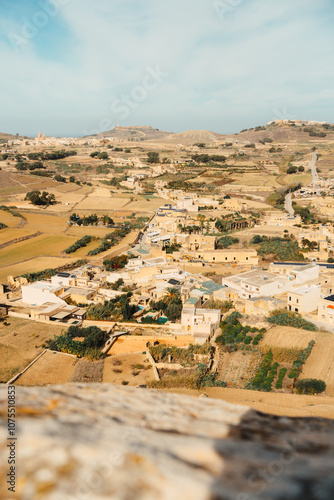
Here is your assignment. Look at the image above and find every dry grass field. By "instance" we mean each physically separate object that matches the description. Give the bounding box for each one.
[0,234,78,268]
[15,350,78,386]
[0,318,66,383]
[0,256,76,282]
[103,353,155,386]
[301,332,334,396]
[0,228,33,245]
[260,327,316,350]
[166,387,334,419]
[109,335,195,356]
[230,173,280,188]
[218,350,261,388]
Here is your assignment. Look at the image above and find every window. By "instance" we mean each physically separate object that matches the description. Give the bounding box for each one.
[296,299,299,304]
[213,257,215,261]
[295,308,299,312]
[246,257,248,260]
[289,297,291,301]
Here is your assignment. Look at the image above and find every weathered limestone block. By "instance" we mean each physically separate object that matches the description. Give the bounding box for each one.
[0,384,333,500]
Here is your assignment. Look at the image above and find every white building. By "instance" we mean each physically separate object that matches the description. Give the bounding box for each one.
[22,281,66,306]
[287,285,321,314]
[181,306,221,344]
[223,270,288,299]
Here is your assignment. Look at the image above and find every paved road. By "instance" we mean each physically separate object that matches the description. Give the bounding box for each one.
[310,151,318,185]
[284,192,294,216]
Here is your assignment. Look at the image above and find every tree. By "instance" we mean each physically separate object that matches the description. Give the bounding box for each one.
[165,302,182,322]
[147,152,160,164]
[25,190,56,206]
[298,166,305,172]
[287,166,298,174]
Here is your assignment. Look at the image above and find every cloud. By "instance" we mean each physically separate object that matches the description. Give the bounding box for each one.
[0,0,333,136]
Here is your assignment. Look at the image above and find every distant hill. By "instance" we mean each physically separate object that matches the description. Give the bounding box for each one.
[90,126,171,141]
[89,126,226,145]
[230,120,334,143]
[0,132,19,141]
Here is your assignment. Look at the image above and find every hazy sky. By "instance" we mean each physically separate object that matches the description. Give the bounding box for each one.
[1,0,333,137]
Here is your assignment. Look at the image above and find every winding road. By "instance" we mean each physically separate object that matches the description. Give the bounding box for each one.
[284,151,318,216]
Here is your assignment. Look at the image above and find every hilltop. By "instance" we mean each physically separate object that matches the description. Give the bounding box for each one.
[230,119,334,143]
[91,125,171,141]
[155,129,226,145]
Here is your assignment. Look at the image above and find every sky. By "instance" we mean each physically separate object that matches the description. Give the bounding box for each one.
[0,0,334,137]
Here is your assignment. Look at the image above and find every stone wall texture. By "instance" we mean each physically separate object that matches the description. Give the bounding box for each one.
[0,384,334,500]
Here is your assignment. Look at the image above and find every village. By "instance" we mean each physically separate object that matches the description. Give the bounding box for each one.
[1,121,334,406]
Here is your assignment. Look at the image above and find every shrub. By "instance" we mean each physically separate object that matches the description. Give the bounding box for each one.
[275,367,288,389]
[252,333,264,345]
[267,313,318,331]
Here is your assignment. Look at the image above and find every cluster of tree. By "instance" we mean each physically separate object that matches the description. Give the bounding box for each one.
[244,143,256,149]
[103,255,129,271]
[15,161,45,171]
[269,147,283,153]
[259,138,273,144]
[292,204,317,224]
[25,190,56,206]
[101,177,122,187]
[295,378,326,394]
[54,174,66,183]
[150,288,183,322]
[90,151,109,160]
[179,224,202,234]
[1,153,9,160]
[216,236,239,249]
[44,325,108,359]
[0,222,8,229]
[303,127,327,138]
[250,235,305,261]
[301,238,318,251]
[163,242,182,254]
[267,312,318,331]
[30,170,54,178]
[191,154,226,163]
[88,226,131,256]
[69,213,114,227]
[27,150,77,160]
[215,215,250,233]
[147,152,160,164]
[86,293,137,321]
[287,165,304,174]
[64,235,94,254]
[96,164,111,174]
